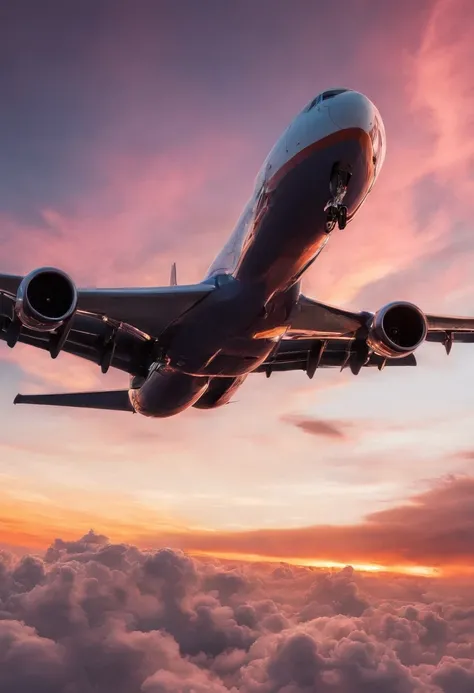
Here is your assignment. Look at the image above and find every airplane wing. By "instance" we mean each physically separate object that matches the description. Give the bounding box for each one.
[423,314,474,346]
[288,294,474,343]
[0,271,215,377]
[0,273,214,337]
[273,294,474,377]
[0,310,152,376]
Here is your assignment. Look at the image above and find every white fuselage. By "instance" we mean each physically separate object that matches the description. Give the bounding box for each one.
[206,89,386,284]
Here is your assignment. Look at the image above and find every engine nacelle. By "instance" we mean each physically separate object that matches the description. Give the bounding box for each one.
[15,268,78,332]
[367,301,427,359]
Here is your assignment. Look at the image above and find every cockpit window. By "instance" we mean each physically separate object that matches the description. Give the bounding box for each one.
[305,97,319,111]
[305,88,349,112]
[321,88,349,101]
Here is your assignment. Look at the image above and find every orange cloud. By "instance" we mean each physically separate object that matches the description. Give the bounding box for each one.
[0,477,189,553]
[3,474,474,577]
[134,475,474,575]
[2,0,474,568]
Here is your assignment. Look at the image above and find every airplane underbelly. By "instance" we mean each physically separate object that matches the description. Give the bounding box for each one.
[159,276,296,378]
[130,368,209,418]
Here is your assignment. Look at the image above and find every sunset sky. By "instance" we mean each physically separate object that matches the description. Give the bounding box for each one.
[2,0,474,578]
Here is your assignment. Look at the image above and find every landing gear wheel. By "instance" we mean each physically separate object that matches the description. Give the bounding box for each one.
[325,163,351,233]
[338,206,347,230]
[325,206,338,233]
[325,220,336,233]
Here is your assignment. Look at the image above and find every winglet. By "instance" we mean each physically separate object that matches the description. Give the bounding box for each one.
[170,262,177,286]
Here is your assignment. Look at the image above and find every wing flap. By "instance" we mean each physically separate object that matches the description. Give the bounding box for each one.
[0,309,152,377]
[259,338,417,375]
[426,332,474,344]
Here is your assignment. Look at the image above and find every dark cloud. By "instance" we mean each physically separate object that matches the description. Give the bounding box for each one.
[0,532,472,691]
[285,416,349,440]
[300,566,369,619]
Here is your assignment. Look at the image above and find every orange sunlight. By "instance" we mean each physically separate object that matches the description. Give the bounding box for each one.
[190,550,440,578]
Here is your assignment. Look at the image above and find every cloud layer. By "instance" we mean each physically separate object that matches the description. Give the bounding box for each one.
[0,531,473,692]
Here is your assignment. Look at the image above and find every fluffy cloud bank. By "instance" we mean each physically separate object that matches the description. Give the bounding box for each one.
[0,531,473,691]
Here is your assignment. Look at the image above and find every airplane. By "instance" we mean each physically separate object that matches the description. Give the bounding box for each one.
[1,87,474,418]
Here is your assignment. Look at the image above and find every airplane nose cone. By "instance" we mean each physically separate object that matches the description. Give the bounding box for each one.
[328,91,375,133]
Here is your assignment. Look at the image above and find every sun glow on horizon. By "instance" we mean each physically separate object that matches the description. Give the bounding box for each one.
[190,550,440,578]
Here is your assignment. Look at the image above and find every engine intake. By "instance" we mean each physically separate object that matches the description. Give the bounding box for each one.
[367,301,427,359]
[15,268,78,332]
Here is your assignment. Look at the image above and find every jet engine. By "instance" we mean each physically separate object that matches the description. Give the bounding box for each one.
[15,268,78,332]
[366,301,427,359]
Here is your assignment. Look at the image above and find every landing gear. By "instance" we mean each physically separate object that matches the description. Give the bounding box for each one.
[324,204,348,232]
[324,165,351,233]
[325,206,338,232]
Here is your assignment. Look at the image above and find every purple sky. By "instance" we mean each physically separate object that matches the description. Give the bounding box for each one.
[1,0,474,572]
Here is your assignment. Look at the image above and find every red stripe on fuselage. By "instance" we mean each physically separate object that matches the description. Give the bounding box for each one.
[266,127,373,193]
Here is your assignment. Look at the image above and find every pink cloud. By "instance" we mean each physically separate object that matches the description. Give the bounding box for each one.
[306,0,474,312]
[0,531,473,691]
[0,131,252,287]
[2,0,474,559]
[0,128,253,387]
